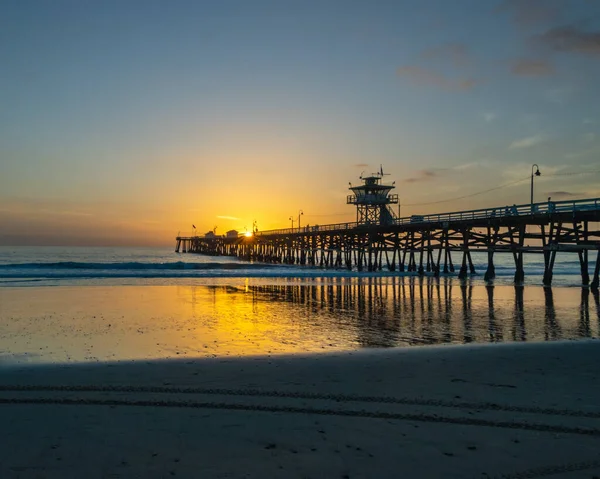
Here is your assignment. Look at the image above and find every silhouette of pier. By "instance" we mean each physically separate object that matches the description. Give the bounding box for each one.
[176,173,600,288]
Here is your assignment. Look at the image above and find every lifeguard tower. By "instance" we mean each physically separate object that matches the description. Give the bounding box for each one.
[347,167,398,225]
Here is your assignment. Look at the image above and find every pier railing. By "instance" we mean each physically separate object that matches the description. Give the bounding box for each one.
[254,197,600,237]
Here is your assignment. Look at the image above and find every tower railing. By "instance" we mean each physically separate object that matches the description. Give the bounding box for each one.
[347,193,399,204]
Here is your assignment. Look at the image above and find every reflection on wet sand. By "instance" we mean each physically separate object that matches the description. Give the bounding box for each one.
[0,280,598,364]
[544,288,561,341]
[237,278,600,348]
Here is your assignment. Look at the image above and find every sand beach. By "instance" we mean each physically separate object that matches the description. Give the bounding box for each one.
[1,281,600,477]
[2,340,600,478]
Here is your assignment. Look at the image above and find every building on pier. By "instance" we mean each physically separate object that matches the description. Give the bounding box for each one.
[347,168,398,225]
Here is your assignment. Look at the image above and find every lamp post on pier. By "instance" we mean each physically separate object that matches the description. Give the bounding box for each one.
[289,216,295,229]
[531,164,541,212]
[298,210,303,232]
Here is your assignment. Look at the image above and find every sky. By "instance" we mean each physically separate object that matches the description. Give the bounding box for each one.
[1,0,599,246]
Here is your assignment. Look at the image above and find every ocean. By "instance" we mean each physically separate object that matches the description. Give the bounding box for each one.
[0,245,596,287]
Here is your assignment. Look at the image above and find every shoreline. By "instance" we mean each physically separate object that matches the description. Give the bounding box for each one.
[1,272,598,288]
[2,335,599,367]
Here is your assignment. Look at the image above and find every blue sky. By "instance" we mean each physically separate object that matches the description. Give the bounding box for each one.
[1,0,599,245]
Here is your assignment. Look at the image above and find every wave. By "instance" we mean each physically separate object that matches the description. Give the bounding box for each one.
[0,261,283,271]
[0,260,593,282]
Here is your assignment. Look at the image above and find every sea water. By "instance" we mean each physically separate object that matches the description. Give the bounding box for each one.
[0,245,596,287]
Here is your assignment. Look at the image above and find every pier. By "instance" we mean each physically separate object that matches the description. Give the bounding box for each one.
[176,173,600,288]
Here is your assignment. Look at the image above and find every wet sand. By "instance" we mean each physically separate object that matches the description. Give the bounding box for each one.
[2,341,600,478]
[1,283,599,364]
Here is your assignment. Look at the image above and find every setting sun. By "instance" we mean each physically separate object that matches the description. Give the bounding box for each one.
[244,231,253,237]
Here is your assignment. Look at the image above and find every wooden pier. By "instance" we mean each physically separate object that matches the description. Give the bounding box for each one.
[176,197,600,288]
[176,171,600,287]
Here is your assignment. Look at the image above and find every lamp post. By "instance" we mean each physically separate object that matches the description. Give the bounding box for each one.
[298,210,303,232]
[531,164,541,212]
[289,216,295,229]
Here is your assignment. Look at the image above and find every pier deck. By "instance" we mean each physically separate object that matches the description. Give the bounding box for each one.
[176,198,600,287]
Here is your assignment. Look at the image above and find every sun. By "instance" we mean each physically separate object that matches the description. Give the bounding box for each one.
[244,231,253,237]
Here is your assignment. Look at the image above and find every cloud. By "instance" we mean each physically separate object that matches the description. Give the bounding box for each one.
[453,162,480,170]
[404,163,482,183]
[216,215,240,221]
[565,146,600,159]
[39,210,93,217]
[536,25,600,56]
[509,134,545,149]
[544,87,572,104]
[353,163,369,168]
[397,43,480,92]
[403,169,439,183]
[483,112,497,122]
[497,0,563,27]
[396,66,479,91]
[420,43,470,68]
[547,190,576,198]
[2,205,93,217]
[583,132,596,142]
[511,58,555,76]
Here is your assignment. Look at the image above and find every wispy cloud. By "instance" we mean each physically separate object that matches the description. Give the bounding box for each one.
[396,66,479,91]
[38,209,93,217]
[565,147,600,159]
[536,25,600,56]
[583,132,596,143]
[511,58,555,76]
[547,190,576,198]
[404,163,482,183]
[500,163,565,182]
[403,169,439,183]
[397,43,480,92]
[544,87,572,105]
[420,43,470,68]
[353,163,369,168]
[509,134,545,149]
[453,162,480,171]
[216,215,240,221]
[483,112,497,122]
[497,0,563,27]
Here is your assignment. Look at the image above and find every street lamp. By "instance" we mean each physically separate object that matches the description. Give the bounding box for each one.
[298,210,304,232]
[531,164,541,211]
[289,216,295,229]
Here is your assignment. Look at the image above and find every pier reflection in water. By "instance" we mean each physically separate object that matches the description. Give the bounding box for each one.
[197,278,600,350]
[2,280,599,364]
